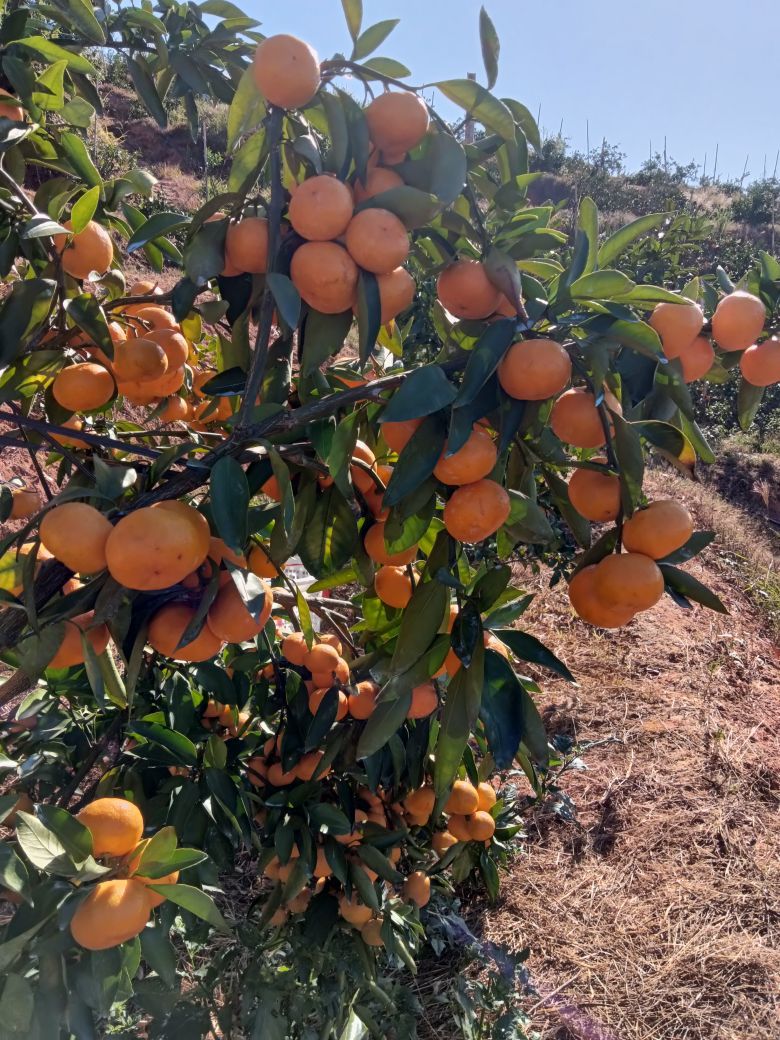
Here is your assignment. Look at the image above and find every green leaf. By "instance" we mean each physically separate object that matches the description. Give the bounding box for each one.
[479,6,500,89]
[228,128,268,193]
[227,67,265,152]
[170,52,211,96]
[69,186,99,237]
[127,212,188,253]
[503,491,554,545]
[60,130,101,188]
[0,974,34,1034]
[381,366,456,422]
[605,318,662,358]
[571,269,634,301]
[357,689,412,760]
[298,486,359,579]
[127,56,167,128]
[659,565,728,614]
[360,57,411,79]
[15,811,77,873]
[13,37,96,76]
[494,628,575,682]
[383,417,445,509]
[145,884,231,933]
[598,212,668,268]
[140,927,177,989]
[352,19,399,60]
[454,319,515,407]
[435,79,515,141]
[356,270,381,366]
[0,279,56,365]
[0,843,30,898]
[659,530,715,565]
[390,577,449,675]
[210,457,249,553]
[302,309,353,375]
[63,294,113,358]
[341,0,363,39]
[434,643,485,798]
[357,185,439,229]
[611,412,645,514]
[18,623,65,678]
[267,273,301,330]
[36,804,93,862]
[53,0,105,44]
[518,681,548,764]
[501,98,541,151]
[737,378,764,432]
[480,649,525,769]
[128,722,198,766]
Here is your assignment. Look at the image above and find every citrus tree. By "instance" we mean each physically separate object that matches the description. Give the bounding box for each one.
[0,1,779,1036]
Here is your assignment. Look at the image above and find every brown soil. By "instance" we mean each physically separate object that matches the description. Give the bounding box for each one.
[476,471,780,1040]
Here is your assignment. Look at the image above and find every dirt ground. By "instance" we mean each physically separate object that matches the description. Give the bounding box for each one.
[479,471,780,1040]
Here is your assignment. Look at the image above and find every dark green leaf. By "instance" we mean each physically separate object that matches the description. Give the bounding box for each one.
[611,412,645,514]
[597,213,668,268]
[127,56,167,128]
[480,649,524,768]
[356,271,381,366]
[145,884,230,933]
[210,457,249,553]
[390,577,449,674]
[454,319,515,407]
[140,927,177,989]
[266,273,301,330]
[13,37,96,75]
[352,19,399,60]
[357,689,412,759]
[659,564,728,614]
[127,212,188,253]
[737,379,764,432]
[382,366,456,422]
[383,414,446,508]
[63,294,113,358]
[494,628,575,682]
[435,80,515,141]
[298,486,358,579]
[479,7,500,89]
[434,643,485,798]
[60,130,101,188]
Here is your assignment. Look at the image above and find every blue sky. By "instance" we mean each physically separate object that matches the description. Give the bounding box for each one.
[243,0,778,183]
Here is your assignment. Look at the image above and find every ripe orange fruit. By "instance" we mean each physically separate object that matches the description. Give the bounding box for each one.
[319,632,343,654]
[0,88,24,122]
[649,300,704,356]
[364,522,418,565]
[382,418,422,454]
[353,166,404,203]
[131,305,178,333]
[375,564,416,608]
[246,755,268,787]
[159,395,189,422]
[291,241,358,313]
[288,175,354,240]
[567,461,621,523]
[433,428,497,485]
[128,279,163,298]
[9,487,40,520]
[281,631,307,666]
[48,612,110,668]
[345,208,409,275]
[266,760,298,787]
[50,415,89,450]
[445,780,479,815]
[365,91,430,156]
[550,387,619,449]
[467,810,496,842]
[740,336,780,387]
[207,578,273,643]
[208,536,247,570]
[348,680,379,720]
[497,338,572,401]
[360,917,385,947]
[54,220,113,280]
[443,479,510,543]
[484,631,509,658]
[148,603,224,662]
[711,290,766,351]
[673,335,715,382]
[248,543,279,578]
[446,814,473,841]
[349,439,378,494]
[593,553,665,612]
[251,34,321,110]
[225,217,269,275]
[437,259,500,320]
[52,363,115,412]
[476,782,497,811]
[339,893,374,927]
[39,502,112,574]
[311,655,350,688]
[432,830,459,855]
[113,338,168,382]
[408,681,438,719]
[403,785,435,818]
[403,870,431,908]
[309,687,348,719]
[303,642,340,674]
[621,500,693,559]
[261,475,282,502]
[76,797,144,857]
[147,329,189,370]
[567,565,634,628]
[106,505,210,590]
[70,879,150,950]
[153,500,211,562]
[293,750,329,781]
[374,266,415,325]
[136,869,179,908]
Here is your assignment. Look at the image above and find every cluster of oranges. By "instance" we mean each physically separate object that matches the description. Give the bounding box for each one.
[68,797,178,950]
[567,499,693,627]
[650,290,779,387]
[32,498,275,669]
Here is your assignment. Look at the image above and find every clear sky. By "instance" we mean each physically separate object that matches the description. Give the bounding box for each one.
[242,0,779,183]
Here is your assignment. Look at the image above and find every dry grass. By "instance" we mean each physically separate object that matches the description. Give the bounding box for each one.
[465,470,780,1040]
